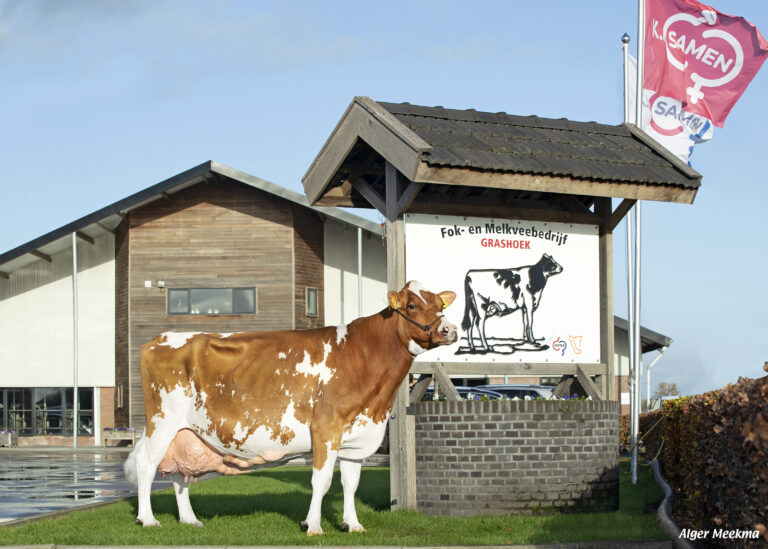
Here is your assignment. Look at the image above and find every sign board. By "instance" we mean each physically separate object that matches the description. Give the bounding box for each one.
[404,213,600,364]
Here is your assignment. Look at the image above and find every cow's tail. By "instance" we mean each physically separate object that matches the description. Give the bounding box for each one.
[461,275,474,331]
[123,428,148,487]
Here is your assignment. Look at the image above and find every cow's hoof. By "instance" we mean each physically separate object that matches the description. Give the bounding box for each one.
[136,517,161,527]
[181,519,204,528]
[341,521,366,533]
[301,521,323,536]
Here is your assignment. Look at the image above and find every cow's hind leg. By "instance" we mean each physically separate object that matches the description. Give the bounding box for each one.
[172,474,203,527]
[134,427,180,527]
[301,444,339,536]
[339,458,365,533]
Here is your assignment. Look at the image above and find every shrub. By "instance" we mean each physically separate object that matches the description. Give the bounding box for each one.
[620,376,768,545]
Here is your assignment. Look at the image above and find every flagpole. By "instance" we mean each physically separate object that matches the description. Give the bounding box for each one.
[631,0,646,486]
[621,34,637,485]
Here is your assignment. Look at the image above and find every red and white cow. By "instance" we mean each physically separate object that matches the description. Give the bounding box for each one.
[124,281,457,535]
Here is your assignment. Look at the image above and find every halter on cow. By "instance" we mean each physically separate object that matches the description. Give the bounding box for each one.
[124,281,457,535]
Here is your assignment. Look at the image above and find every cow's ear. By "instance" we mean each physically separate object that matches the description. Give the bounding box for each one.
[439,291,456,309]
[388,291,401,310]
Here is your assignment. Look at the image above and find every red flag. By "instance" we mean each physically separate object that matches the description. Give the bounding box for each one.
[644,0,768,127]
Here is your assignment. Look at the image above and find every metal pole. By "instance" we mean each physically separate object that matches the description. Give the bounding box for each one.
[622,34,631,123]
[632,201,642,484]
[357,227,363,319]
[71,232,79,449]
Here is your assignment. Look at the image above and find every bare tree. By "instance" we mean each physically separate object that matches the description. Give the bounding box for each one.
[653,381,680,398]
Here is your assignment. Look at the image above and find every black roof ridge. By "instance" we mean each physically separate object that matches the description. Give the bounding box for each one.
[377,101,623,134]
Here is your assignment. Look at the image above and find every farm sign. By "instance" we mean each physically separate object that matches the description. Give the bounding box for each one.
[404,213,600,364]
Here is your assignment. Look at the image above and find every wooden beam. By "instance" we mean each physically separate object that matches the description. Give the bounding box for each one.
[576,365,604,400]
[30,250,52,262]
[351,177,386,216]
[607,198,636,232]
[595,197,615,401]
[433,362,461,401]
[414,163,698,205]
[161,192,171,200]
[386,217,414,510]
[408,197,601,226]
[409,376,433,405]
[396,180,424,215]
[553,376,574,397]
[385,161,402,222]
[75,231,95,245]
[409,362,607,376]
[0,271,9,280]
[302,97,431,205]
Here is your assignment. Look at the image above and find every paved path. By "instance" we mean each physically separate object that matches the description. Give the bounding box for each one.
[0,447,164,523]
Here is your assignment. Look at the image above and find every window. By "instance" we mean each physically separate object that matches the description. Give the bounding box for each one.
[0,388,94,436]
[168,288,256,315]
[305,287,318,317]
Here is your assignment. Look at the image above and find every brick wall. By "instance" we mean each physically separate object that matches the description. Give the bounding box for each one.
[413,399,619,516]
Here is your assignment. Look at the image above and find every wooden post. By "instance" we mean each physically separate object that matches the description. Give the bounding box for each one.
[385,161,415,510]
[596,198,615,401]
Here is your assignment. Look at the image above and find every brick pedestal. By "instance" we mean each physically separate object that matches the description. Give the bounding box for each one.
[413,399,619,516]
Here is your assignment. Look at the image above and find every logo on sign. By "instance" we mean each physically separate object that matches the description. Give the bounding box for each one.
[655,9,744,104]
[568,336,583,355]
[552,337,567,356]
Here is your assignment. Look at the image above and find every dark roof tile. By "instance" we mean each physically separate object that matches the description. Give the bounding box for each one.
[379,101,700,189]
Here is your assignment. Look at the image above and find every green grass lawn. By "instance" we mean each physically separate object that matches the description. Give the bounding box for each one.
[1,461,666,546]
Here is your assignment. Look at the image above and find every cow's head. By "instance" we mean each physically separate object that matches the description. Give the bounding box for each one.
[388,281,457,355]
[540,254,563,277]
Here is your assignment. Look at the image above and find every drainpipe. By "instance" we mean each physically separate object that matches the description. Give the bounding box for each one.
[646,346,668,410]
[71,232,79,449]
[357,227,363,318]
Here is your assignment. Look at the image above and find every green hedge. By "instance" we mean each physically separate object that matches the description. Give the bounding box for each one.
[622,376,768,546]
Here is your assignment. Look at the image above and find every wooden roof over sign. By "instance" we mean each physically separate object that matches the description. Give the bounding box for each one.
[302,97,701,224]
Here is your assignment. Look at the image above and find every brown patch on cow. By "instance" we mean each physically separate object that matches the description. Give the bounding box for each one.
[140,282,457,474]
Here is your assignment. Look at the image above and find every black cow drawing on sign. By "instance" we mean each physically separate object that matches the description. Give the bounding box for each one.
[459,254,563,354]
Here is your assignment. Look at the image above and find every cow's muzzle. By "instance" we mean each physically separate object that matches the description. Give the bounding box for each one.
[437,317,458,344]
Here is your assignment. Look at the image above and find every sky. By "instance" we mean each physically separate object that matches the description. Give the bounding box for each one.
[1,0,766,398]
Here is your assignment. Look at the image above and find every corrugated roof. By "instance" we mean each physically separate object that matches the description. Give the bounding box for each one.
[377,102,700,189]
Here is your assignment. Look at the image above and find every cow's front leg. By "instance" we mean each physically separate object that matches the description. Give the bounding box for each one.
[339,458,365,533]
[301,443,338,536]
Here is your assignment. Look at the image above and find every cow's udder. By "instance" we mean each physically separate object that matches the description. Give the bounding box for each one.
[157,428,285,482]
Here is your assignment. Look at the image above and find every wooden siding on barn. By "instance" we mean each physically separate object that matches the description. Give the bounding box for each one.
[126,180,297,429]
[292,206,324,330]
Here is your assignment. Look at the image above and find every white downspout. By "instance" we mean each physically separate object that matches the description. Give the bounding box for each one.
[646,346,668,410]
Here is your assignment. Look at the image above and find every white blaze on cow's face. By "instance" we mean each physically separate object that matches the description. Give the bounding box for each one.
[389,281,457,353]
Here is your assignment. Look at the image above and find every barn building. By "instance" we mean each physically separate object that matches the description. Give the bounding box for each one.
[0,161,668,446]
[0,162,386,446]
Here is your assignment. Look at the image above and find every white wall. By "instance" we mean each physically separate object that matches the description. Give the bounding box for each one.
[0,234,115,387]
[323,220,387,326]
[614,326,630,377]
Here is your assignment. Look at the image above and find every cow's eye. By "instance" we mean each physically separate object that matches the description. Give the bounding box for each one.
[407,303,416,310]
